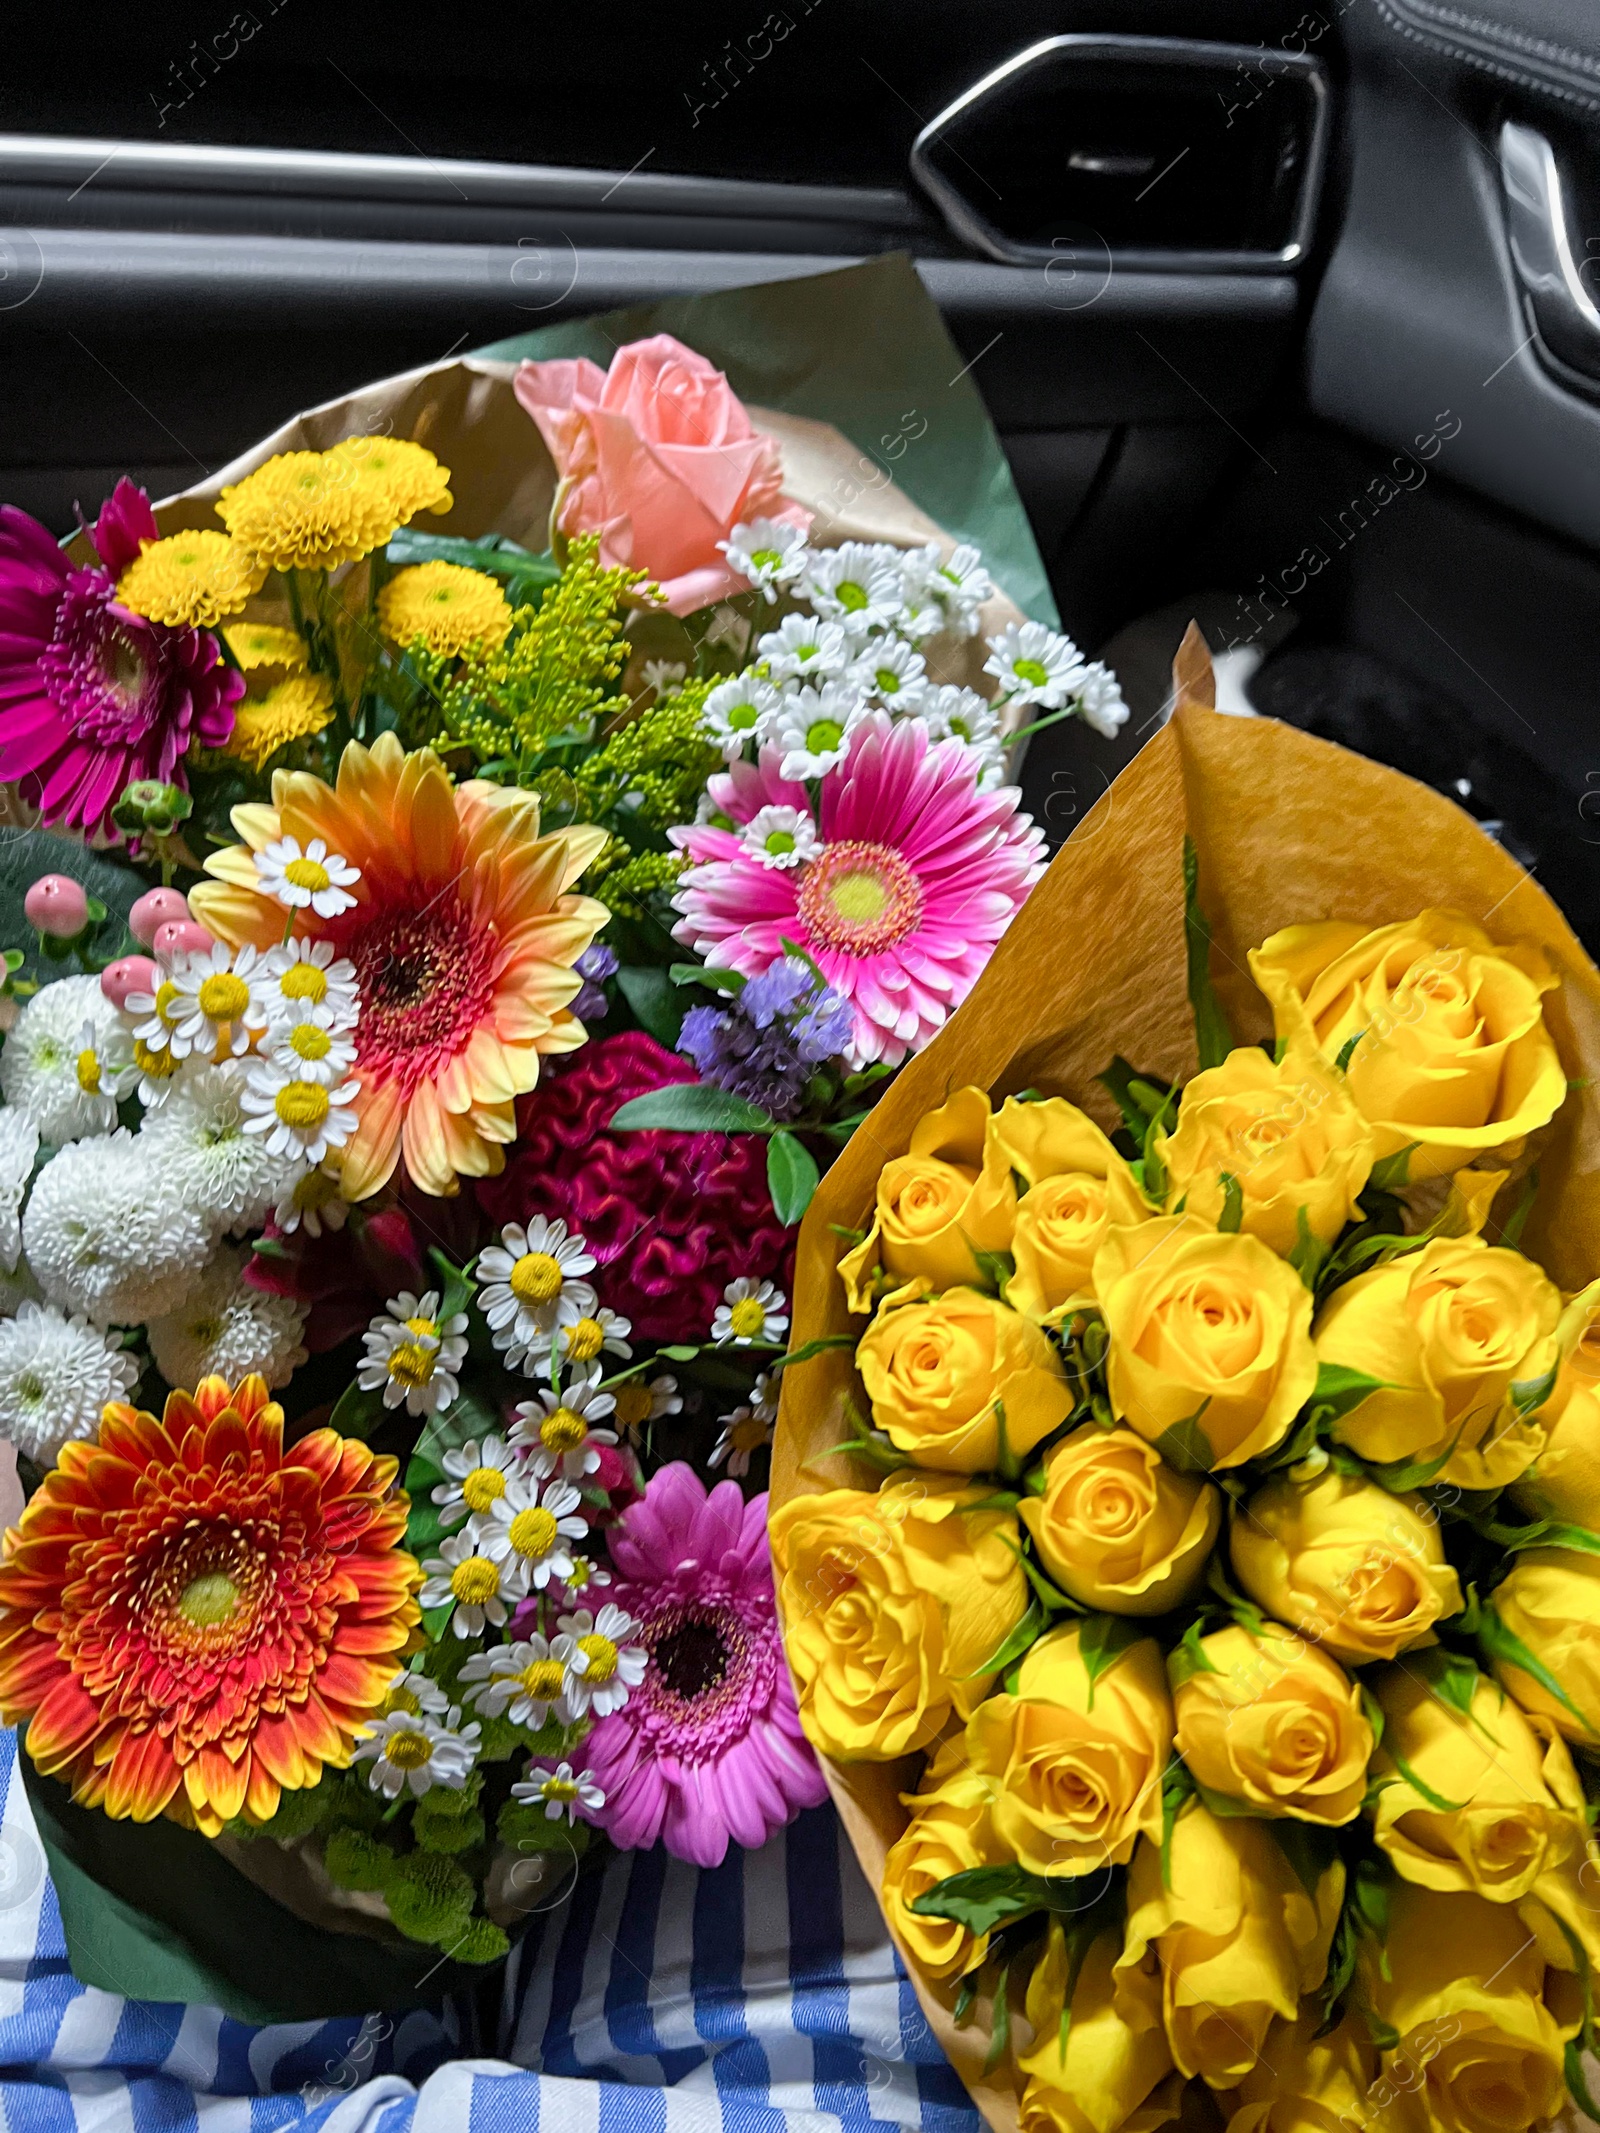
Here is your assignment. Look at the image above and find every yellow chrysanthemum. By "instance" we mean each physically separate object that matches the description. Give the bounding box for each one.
[225,676,337,770]
[378,562,513,658]
[328,436,453,521]
[117,531,267,629]
[224,622,309,672]
[218,452,400,574]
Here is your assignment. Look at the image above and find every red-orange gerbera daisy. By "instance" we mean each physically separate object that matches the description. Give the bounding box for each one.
[0,1374,419,1836]
[188,732,609,1199]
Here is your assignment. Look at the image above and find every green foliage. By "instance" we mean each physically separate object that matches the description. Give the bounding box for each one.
[586,846,688,921]
[244,1783,332,1843]
[497,1800,593,1856]
[413,1773,486,1855]
[565,681,720,835]
[323,1826,395,1893]
[384,1849,475,1945]
[453,1916,512,1966]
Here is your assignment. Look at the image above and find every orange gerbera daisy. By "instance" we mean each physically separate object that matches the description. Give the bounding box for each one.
[189,732,608,1199]
[0,1374,419,1837]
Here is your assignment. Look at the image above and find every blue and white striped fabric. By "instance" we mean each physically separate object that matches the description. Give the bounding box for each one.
[0,1727,978,2133]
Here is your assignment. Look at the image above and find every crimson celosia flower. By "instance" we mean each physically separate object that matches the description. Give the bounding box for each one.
[0,1374,419,1836]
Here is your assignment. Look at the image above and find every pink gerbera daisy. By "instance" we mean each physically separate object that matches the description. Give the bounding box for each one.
[671,711,1045,1066]
[569,1462,826,1867]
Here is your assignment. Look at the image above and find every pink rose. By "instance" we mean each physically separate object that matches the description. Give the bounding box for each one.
[514,334,810,614]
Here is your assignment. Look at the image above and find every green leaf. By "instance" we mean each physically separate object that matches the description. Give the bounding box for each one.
[1154,1403,1214,1474]
[1182,836,1233,1071]
[328,1379,386,1441]
[610,1086,775,1134]
[1267,1819,1340,1899]
[1367,1144,1420,1194]
[983,1956,1012,2076]
[1095,1058,1175,1154]
[386,526,559,601]
[908,1865,1049,1937]
[669,961,746,992]
[766,1131,820,1227]
[1510,1359,1559,1419]
[616,965,684,1048]
[1288,1205,1329,1293]
[952,1973,978,2026]
[1388,1750,1466,1814]
[770,1333,858,1374]
[1503,1520,1600,1559]
[1309,1362,1390,1423]
[1477,1600,1599,1736]
[1408,1645,1483,1720]
[1217,1172,1244,1234]
[1160,1759,1196,1886]
[1566,2041,1600,2126]
[1360,1684,1386,1750]
[1334,1029,1366,1074]
[964,1599,1044,1683]
[1005,1538,1085,1616]
[1499,1166,1540,1250]
[1077,1613,1145,1709]
[1166,1620,1221,1689]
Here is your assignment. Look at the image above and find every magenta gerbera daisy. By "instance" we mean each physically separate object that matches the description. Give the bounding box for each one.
[671,712,1045,1066]
[0,482,241,841]
[567,1462,827,1867]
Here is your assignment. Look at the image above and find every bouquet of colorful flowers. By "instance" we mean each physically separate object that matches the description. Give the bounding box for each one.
[0,262,1125,2011]
[772,690,1600,2133]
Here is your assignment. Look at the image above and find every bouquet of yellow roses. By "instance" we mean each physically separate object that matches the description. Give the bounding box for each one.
[771,681,1600,2133]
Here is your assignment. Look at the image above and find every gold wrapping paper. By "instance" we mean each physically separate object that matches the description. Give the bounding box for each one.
[770,699,1600,2132]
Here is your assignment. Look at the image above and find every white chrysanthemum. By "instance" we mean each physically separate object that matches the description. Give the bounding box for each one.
[166,943,271,1061]
[146,1244,308,1391]
[352,1704,479,1800]
[0,1300,138,1463]
[459,1633,580,1728]
[920,684,1007,785]
[542,1303,632,1382]
[255,835,361,920]
[739,804,819,871]
[378,1667,450,1721]
[22,1130,210,1325]
[0,1107,38,1275]
[712,1276,789,1346]
[264,1018,357,1088]
[510,1378,619,1482]
[754,612,853,685]
[771,681,868,781]
[710,1404,774,1479]
[802,542,907,639]
[511,1761,605,1823]
[985,621,1089,710]
[555,1603,646,1721]
[1075,659,1131,738]
[419,1530,514,1638]
[477,1218,598,1374]
[259,940,359,1032]
[431,1433,523,1529]
[718,518,809,603]
[1,976,124,1142]
[241,1058,360,1165]
[357,1288,469,1417]
[700,673,783,760]
[891,542,950,641]
[139,1061,300,1234]
[272,1163,349,1239]
[925,542,993,637]
[478,1476,588,1596]
[854,635,929,712]
[126,971,188,1061]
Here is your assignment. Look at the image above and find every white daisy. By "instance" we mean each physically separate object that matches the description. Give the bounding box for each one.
[146,1243,308,1391]
[510,1379,619,1481]
[479,1476,588,1595]
[750,1370,781,1423]
[459,1634,581,1728]
[739,804,819,871]
[22,1130,210,1325]
[476,1218,598,1375]
[353,1704,480,1799]
[610,1371,681,1441]
[125,970,188,1060]
[928,543,993,636]
[1075,660,1131,738]
[709,1405,775,1479]
[255,836,361,921]
[558,1604,647,1721]
[771,681,867,781]
[431,1434,523,1529]
[510,1761,605,1824]
[378,1667,451,1721]
[240,1058,360,1166]
[272,1162,348,1239]
[718,518,809,602]
[259,940,359,1032]
[712,1276,789,1346]
[919,684,1008,786]
[0,1107,38,1273]
[540,1304,632,1382]
[754,612,853,685]
[555,1553,613,1602]
[700,673,783,760]
[1,976,125,1142]
[802,542,908,639]
[893,542,953,641]
[419,1531,514,1637]
[166,944,271,1062]
[125,1033,186,1110]
[265,1018,357,1088]
[854,635,929,712]
[357,1288,469,1417]
[139,1061,299,1234]
[0,1300,138,1463]
[984,621,1089,710]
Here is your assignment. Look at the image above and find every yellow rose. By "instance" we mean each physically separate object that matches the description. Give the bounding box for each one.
[990,1094,1151,1326]
[1230,1468,1462,1663]
[882,1737,1004,1981]
[856,1287,1072,1473]
[1095,1215,1318,1471]
[1173,1622,1372,1826]
[1313,1235,1561,1491]
[1510,1283,1600,1526]
[838,1086,1016,1312]
[1361,1885,1574,2133]
[1120,1804,1343,2090]
[1153,1038,1374,1256]
[1019,1425,1221,1616]
[1487,1549,1600,1747]
[965,1621,1172,1879]
[1225,2010,1379,2133]
[1249,908,1566,1182]
[1018,1921,1177,2133]
[770,1472,1029,1761]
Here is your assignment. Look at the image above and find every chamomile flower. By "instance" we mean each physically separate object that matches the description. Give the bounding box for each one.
[610,1371,681,1441]
[477,1218,598,1374]
[740,804,819,871]
[432,1434,522,1529]
[919,684,1007,784]
[353,1704,480,1799]
[1,976,125,1141]
[167,944,270,1061]
[511,1762,605,1824]
[854,635,928,712]
[557,1604,646,1720]
[255,835,361,920]
[712,1277,788,1346]
[419,1531,514,1637]
[146,1243,308,1391]
[510,1379,619,1481]
[358,1288,469,1417]
[554,1553,612,1602]
[719,518,809,602]
[126,1032,186,1108]
[259,939,359,1031]
[927,543,993,636]
[0,1107,38,1274]
[802,542,907,639]
[984,621,1089,710]
[700,673,782,760]
[771,681,867,781]
[378,1667,450,1721]
[140,1060,298,1233]
[709,1405,774,1478]
[272,1162,348,1238]
[0,1300,138,1463]
[750,1370,780,1423]
[266,1017,357,1088]
[894,542,952,640]
[1074,659,1130,738]
[459,1634,580,1728]
[754,612,853,685]
[479,1476,588,1595]
[241,1057,360,1165]
[541,1305,632,1382]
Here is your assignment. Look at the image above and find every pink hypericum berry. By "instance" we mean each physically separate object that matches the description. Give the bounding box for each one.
[101,953,158,1009]
[23,874,88,938]
[129,886,190,947]
[152,917,214,962]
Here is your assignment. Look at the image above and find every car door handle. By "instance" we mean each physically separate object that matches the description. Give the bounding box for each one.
[1499,119,1600,386]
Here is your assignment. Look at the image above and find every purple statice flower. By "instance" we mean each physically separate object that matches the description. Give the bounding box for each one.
[677,955,849,1121]
[572,942,618,1023]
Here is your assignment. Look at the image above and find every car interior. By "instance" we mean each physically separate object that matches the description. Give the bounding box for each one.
[2,0,1595,948]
